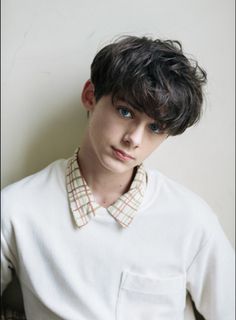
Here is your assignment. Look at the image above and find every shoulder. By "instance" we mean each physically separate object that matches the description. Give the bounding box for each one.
[1,159,68,224]
[144,168,220,235]
[145,167,211,209]
[2,159,67,198]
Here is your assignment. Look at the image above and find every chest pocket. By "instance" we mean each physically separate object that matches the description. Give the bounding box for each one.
[116,271,186,320]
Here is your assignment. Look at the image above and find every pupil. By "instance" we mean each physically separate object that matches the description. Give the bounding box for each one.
[151,124,158,131]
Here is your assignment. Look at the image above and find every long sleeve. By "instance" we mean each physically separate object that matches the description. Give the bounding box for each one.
[186,218,235,320]
[1,232,15,295]
[1,186,19,297]
[1,198,26,319]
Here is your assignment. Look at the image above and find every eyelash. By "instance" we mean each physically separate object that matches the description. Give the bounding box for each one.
[116,107,160,134]
[148,123,160,134]
[117,107,133,119]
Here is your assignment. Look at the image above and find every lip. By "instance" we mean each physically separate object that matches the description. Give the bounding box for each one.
[112,147,135,161]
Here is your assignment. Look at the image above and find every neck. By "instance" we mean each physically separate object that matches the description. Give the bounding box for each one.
[78,141,135,207]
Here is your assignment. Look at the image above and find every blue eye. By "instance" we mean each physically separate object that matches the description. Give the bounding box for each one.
[149,123,160,134]
[118,107,133,119]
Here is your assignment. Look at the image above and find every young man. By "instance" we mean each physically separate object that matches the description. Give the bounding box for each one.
[1,36,234,319]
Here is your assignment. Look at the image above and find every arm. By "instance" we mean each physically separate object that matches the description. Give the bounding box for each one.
[1,232,14,296]
[186,219,235,320]
[1,221,25,317]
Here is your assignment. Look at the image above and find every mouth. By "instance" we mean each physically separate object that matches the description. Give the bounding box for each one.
[112,147,135,161]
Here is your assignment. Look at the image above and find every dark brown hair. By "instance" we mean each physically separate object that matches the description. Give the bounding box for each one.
[90,36,207,135]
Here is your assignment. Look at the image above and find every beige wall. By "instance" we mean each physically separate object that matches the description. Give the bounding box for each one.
[1,0,235,246]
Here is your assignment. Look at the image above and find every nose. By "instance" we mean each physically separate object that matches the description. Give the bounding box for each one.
[122,124,144,148]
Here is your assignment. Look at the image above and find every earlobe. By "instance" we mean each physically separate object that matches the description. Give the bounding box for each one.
[81,80,96,111]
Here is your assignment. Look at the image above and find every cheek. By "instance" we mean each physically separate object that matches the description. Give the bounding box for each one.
[89,115,104,134]
[89,115,120,140]
[143,136,166,155]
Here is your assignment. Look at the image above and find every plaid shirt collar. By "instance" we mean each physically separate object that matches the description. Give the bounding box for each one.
[66,148,147,228]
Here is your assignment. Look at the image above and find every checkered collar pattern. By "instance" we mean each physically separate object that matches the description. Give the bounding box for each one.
[66,149,147,228]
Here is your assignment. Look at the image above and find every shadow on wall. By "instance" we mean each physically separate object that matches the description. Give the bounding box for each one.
[22,100,87,182]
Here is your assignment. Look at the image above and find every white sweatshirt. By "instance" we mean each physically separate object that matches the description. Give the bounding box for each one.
[1,159,235,320]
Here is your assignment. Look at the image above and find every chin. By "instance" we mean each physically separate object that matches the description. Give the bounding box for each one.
[102,157,135,174]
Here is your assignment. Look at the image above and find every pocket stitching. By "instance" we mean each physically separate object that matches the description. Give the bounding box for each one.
[121,271,186,295]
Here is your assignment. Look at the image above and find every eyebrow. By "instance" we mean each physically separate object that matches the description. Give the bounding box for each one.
[115,99,132,107]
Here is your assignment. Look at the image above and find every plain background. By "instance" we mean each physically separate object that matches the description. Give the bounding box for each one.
[1,0,235,247]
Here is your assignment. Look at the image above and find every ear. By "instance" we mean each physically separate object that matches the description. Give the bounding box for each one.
[81,80,96,111]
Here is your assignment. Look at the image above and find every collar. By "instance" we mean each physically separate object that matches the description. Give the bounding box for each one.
[66,148,147,228]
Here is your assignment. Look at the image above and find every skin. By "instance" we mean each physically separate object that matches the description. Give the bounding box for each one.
[79,80,168,207]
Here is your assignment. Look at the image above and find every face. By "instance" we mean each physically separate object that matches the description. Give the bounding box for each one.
[81,81,168,175]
